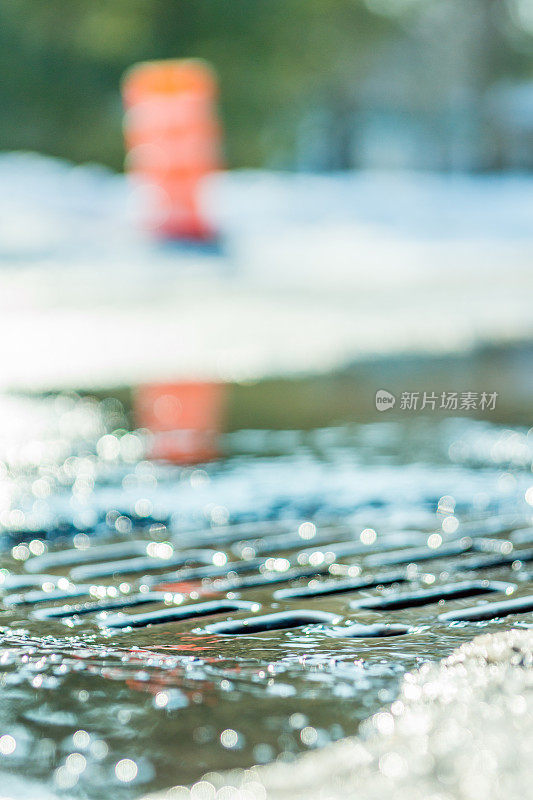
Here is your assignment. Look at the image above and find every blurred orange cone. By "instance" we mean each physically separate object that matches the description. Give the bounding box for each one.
[122,59,221,241]
[134,381,226,464]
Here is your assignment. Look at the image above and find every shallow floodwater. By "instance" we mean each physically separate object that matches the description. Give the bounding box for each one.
[0,395,531,798]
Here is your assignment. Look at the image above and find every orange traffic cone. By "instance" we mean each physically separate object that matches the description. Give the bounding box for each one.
[122,59,221,241]
[134,381,227,464]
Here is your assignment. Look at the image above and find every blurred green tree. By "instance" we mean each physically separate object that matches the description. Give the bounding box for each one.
[0,0,530,170]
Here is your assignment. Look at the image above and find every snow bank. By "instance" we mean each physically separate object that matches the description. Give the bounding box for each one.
[0,153,532,388]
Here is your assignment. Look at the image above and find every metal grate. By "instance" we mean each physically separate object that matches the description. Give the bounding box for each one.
[0,517,532,799]
[5,520,533,637]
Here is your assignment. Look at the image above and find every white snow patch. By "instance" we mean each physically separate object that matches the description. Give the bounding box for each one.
[0,153,532,389]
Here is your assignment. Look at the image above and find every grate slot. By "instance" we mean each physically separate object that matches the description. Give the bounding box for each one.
[0,574,59,591]
[364,540,475,568]
[24,540,152,573]
[273,572,407,600]
[457,517,527,538]
[4,585,93,606]
[327,622,409,638]
[349,580,512,611]
[211,564,334,592]
[150,557,268,587]
[175,520,299,549]
[511,528,533,544]
[438,594,533,622]
[101,599,259,629]
[299,533,423,561]
[232,527,352,557]
[203,610,339,635]
[32,592,168,620]
[473,538,514,554]
[449,547,533,572]
[69,549,217,581]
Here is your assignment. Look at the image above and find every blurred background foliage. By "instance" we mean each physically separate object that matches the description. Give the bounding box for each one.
[0,0,532,171]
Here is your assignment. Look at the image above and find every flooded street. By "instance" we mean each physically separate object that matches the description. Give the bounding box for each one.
[0,395,531,797]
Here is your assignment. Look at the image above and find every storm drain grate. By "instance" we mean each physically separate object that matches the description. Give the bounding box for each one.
[5,521,533,638]
[1,511,533,797]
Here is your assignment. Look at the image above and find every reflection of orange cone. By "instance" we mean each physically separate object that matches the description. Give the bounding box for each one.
[122,59,221,241]
[135,382,226,464]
